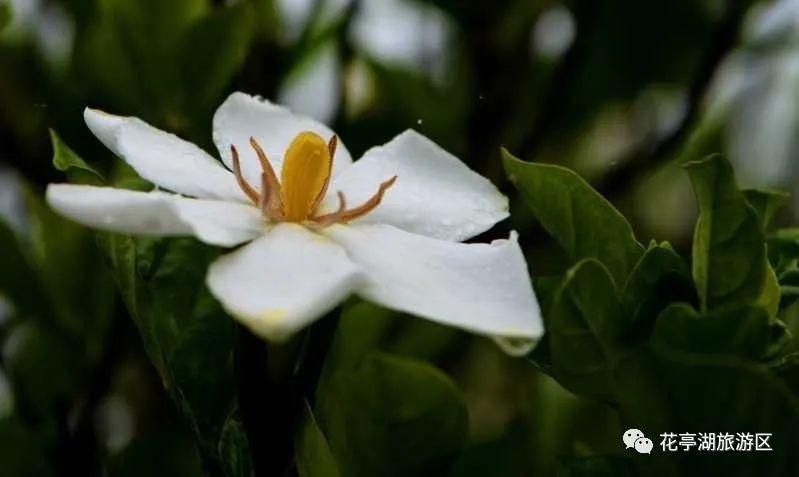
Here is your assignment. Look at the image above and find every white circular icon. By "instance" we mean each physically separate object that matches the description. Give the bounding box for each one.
[623,428,645,449]
[634,437,653,454]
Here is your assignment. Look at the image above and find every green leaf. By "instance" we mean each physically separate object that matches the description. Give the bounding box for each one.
[296,403,340,477]
[768,228,799,273]
[685,155,770,312]
[743,188,789,231]
[548,259,621,399]
[778,268,799,310]
[621,241,694,341]
[50,131,103,185]
[316,300,395,399]
[758,263,781,317]
[321,301,395,376]
[218,416,252,477]
[317,353,468,477]
[532,275,564,318]
[616,348,799,476]
[503,150,643,284]
[102,236,235,465]
[765,228,799,310]
[651,303,789,360]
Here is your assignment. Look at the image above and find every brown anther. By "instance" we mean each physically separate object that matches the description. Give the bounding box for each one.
[249,137,277,179]
[230,145,260,204]
[310,191,348,227]
[249,138,284,220]
[312,175,397,225]
[334,190,346,212]
[327,135,338,158]
[309,135,338,213]
[260,173,284,221]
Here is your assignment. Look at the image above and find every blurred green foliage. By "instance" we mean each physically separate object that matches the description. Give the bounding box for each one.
[2,0,799,476]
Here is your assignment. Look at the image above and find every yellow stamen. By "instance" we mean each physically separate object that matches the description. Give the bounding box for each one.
[230,131,396,227]
[279,132,332,222]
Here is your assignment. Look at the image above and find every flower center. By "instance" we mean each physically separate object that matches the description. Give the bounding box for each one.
[230,131,397,227]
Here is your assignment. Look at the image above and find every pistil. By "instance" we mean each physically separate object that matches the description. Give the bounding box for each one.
[231,132,397,227]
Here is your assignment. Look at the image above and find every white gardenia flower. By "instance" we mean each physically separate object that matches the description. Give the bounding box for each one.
[46,92,543,349]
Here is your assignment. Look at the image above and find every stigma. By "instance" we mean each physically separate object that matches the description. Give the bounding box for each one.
[230,131,397,227]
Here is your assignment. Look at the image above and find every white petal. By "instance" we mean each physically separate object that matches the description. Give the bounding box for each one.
[493,336,539,357]
[84,108,247,202]
[212,92,353,186]
[325,130,508,241]
[325,224,543,340]
[207,223,362,341]
[46,184,264,247]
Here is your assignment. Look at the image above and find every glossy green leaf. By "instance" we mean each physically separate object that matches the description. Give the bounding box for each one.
[743,190,788,316]
[651,303,789,360]
[778,268,799,310]
[50,131,103,185]
[766,228,799,310]
[616,348,799,476]
[296,403,340,477]
[759,263,781,317]
[317,353,468,477]
[768,228,799,271]
[102,236,235,465]
[685,155,770,312]
[548,259,621,399]
[503,149,643,284]
[316,300,395,400]
[621,241,694,341]
[743,188,789,231]
[321,301,395,377]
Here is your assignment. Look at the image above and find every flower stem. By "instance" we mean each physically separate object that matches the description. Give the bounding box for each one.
[235,312,339,477]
